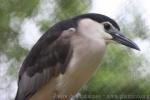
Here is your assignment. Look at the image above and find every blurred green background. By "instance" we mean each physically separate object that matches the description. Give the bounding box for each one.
[0,0,150,100]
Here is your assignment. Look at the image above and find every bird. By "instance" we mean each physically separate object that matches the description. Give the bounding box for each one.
[15,13,140,100]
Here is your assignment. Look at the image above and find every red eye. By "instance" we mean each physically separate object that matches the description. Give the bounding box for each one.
[104,23,111,30]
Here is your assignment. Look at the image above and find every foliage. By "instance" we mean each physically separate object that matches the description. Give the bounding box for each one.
[0,0,39,52]
[117,0,149,39]
[54,0,91,20]
[39,0,91,32]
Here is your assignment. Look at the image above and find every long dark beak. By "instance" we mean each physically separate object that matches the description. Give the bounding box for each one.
[110,32,140,51]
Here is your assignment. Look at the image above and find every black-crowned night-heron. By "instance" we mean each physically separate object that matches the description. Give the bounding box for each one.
[15,13,140,100]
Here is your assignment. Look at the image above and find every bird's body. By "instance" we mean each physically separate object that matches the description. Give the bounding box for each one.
[15,13,140,100]
[30,19,106,100]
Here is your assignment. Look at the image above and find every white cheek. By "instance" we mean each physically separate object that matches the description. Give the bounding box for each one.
[102,31,113,40]
[97,26,113,40]
[78,18,113,40]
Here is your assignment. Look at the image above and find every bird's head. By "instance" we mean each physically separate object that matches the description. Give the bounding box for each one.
[74,13,140,50]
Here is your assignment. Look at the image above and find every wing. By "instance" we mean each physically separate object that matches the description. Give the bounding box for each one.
[15,26,75,100]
